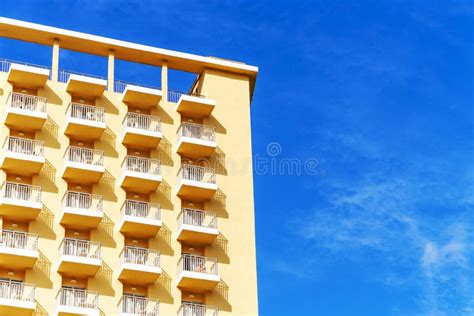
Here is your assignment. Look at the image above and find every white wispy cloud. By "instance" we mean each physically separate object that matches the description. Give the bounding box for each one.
[280,126,474,315]
[270,259,308,279]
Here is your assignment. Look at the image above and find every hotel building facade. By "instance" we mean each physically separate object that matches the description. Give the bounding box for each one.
[0,17,258,315]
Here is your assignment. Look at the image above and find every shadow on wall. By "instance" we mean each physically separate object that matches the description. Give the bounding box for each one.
[156,180,172,210]
[154,224,174,256]
[42,117,60,149]
[213,147,227,176]
[95,214,115,248]
[151,270,174,304]
[159,137,173,167]
[99,93,119,115]
[214,280,232,312]
[156,102,174,125]
[101,127,118,158]
[35,206,56,240]
[213,234,229,264]
[35,301,48,316]
[98,170,117,202]
[33,251,53,289]
[207,115,226,135]
[95,261,114,296]
[43,82,64,106]
[210,189,228,219]
[39,160,58,193]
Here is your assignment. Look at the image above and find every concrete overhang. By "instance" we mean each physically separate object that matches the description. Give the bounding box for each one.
[0,17,258,99]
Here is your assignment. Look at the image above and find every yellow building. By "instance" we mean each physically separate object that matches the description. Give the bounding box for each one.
[0,17,258,315]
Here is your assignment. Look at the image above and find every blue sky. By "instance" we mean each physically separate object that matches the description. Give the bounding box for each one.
[1,1,473,315]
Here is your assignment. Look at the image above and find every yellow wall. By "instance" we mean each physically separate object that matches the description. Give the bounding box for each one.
[0,62,258,315]
[199,69,259,314]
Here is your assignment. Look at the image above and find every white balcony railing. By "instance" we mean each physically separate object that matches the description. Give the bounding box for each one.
[122,200,161,221]
[179,208,217,229]
[66,102,105,123]
[3,136,44,157]
[59,238,101,260]
[63,191,103,213]
[178,302,218,316]
[0,280,35,302]
[178,122,215,142]
[168,88,205,104]
[119,295,159,316]
[59,69,107,85]
[178,165,216,184]
[178,254,218,275]
[0,59,10,73]
[1,181,42,204]
[64,146,104,167]
[57,287,99,310]
[114,79,161,94]
[0,229,39,251]
[123,155,160,176]
[7,92,47,113]
[0,58,51,74]
[120,246,160,268]
[124,112,161,133]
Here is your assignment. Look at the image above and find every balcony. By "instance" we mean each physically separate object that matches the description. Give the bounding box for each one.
[121,112,162,149]
[119,295,159,316]
[0,280,36,316]
[0,137,45,175]
[61,70,107,99]
[57,238,102,277]
[60,191,103,229]
[62,146,105,184]
[121,83,163,108]
[176,122,216,158]
[7,63,49,89]
[175,93,216,118]
[4,92,47,130]
[56,288,99,316]
[0,230,39,270]
[64,103,106,140]
[119,200,162,238]
[119,156,162,193]
[176,254,220,291]
[177,208,218,245]
[178,302,218,316]
[118,246,161,285]
[0,182,42,221]
[176,165,217,201]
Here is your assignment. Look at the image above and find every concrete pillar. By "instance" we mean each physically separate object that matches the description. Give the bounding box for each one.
[161,60,168,103]
[107,49,115,91]
[51,38,60,82]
